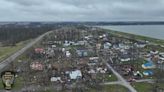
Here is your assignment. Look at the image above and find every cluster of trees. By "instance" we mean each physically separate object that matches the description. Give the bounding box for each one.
[0,24,55,46]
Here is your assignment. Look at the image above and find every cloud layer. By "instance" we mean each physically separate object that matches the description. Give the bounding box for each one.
[0,0,164,21]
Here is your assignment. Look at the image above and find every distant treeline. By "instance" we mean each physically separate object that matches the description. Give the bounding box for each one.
[79,21,164,26]
[0,23,56,46]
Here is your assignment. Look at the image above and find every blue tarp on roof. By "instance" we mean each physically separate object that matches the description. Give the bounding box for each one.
[143,70,154,76]
[144,62,153,67]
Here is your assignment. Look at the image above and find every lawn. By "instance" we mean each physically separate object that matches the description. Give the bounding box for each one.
[132,82,164,92]
[132,82,153,92]
[12,76,24,90]
[157,83,164,89]
[40,85,129,92]
[88,85,129,92]
[0,39,32,62]
[104,74,118,82]
[0,80,3,89]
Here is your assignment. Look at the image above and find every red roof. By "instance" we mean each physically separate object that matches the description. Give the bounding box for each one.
[35,48,44,53]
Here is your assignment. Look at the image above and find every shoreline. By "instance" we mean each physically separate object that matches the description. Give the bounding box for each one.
[96,26,164,46]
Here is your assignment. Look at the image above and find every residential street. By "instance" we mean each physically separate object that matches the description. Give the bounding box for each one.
[102,58,137,92]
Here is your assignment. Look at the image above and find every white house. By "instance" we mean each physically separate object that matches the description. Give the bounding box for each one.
[52,45,56,48]
[120,54,131,62]
[84,35,93,40]
[69,70,82,80]
[66,51,71,57]
[77,41,86,45]
[89,57,99,60]
[104,42,112,49]
[50,77,61,82]
[121,58,131,62]
[88,69,96,74]
[64,41,75,47]
[135,42,146,48]
[62,48,65,52]
[97,67,107,73]
[119,43,130,49]
[136,44,146,48]
[150,50,159,55]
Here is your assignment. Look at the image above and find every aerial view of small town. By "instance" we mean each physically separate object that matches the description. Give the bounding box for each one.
[1,0,164,92]
[0,23,164,92]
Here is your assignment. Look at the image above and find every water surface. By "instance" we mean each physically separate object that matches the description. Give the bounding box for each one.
[98,25,164,40]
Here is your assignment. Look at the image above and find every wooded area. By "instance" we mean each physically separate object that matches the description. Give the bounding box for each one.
[0,24,55,46]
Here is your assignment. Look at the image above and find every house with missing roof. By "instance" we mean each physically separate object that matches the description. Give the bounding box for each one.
[50,77,61,82]
[69,70,82,80]
[103,42,112,49]
[66,51,71,57]
[135,41,147,48]
[76,49,88,57]
[120,54,131,62]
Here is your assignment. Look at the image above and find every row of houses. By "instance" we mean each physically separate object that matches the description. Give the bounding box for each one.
[63,40,87,47]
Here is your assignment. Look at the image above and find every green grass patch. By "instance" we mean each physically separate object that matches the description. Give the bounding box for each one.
[0,39,32,62]
[0,79,4,89]
[88,85,129,92]
[12,76,24,90]
[104,74,118,82]
[132,82,153,92]
[132,82,164,92]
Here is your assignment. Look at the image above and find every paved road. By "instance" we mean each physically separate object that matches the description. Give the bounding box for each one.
[102,81,121,85]
[0,31,53,72]
[102,79,154,86]
[102,57,137,92]
[135,79,154,83]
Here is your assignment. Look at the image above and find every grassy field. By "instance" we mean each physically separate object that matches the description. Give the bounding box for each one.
[88,85,129,92]
[40,85,129,92]
[132,82,153,92]
[104,74,118,82]
[0,39,32,62]
[132,82,164,92]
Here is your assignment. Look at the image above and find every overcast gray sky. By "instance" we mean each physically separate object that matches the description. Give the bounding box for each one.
[0,0,164,21]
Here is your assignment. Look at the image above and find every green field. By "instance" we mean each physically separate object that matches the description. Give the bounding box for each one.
[132,82,164,92]
[132,82,153,92]
[88,85,129,92]
[104,74,118,82]
[0,40,32,62]
[40,85,129,92]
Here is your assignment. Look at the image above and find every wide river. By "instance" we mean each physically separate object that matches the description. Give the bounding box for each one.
[98,25,164,40]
